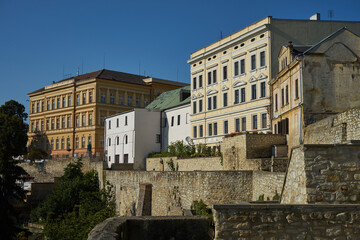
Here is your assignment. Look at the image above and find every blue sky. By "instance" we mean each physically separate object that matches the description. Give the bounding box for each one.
[1,0,360,115]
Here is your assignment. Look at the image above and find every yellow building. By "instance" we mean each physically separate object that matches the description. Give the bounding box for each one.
[188,16,360,146]
[28,69,187,159]
[271,28,360,151]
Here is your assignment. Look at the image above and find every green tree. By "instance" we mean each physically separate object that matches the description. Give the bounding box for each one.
[31,159,115,240]
[0,100,30,239]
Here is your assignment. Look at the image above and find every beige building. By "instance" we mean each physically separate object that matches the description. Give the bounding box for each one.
[27,69,187,159]
[188,16,360,146]
[270,28,360,150]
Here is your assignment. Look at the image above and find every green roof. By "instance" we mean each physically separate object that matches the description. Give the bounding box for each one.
[146,86,191,110]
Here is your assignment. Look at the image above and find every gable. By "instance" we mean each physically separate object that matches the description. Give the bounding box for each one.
[233,80,246,88]
[324,43,358,62]
[206,89,218,96]
[248,76,257,83]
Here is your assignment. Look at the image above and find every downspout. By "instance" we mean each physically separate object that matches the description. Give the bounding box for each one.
[72,80,76,157]
[297,55,304,144]
[160,110,163,151]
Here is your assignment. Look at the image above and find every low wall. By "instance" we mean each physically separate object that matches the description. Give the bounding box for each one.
[252,171,285,201]
[19,157,103,182]
[146,157,223,171]
[282,144,360,204]
[213,204,360,240]
[103,170,253,216]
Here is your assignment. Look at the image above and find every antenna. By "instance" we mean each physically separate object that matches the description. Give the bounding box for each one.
[220,31,223,39]
[328,10,334,20]
[77,67,80,76]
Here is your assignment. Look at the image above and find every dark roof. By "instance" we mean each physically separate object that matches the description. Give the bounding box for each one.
[146,86,191,110]
[292,45,312,54]
[28,69,150,95]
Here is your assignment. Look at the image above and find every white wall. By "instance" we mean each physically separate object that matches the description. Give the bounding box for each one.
[163,104,191,149]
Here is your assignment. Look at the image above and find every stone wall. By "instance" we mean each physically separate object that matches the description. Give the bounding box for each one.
[305,107,360,144]
[20,157,103,182]
[282,144,360,204]
[252,171,285,201]
[221,133,286,170]
[146,157,223,171]
[213,203,360,240]
[103,170,254,216]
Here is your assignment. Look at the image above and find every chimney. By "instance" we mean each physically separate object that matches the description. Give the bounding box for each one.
[309,13,320,21]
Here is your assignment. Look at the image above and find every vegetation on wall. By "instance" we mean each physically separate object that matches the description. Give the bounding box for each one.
[31,159,115,240]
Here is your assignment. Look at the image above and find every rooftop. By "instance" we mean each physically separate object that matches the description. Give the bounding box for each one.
[146,86,191,110]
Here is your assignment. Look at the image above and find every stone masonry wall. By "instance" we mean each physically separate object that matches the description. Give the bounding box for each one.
[305,107,360,144]
[245,134,286,159]
[252,171,285,201]
[20,157,103,182]
[102,170,253,216]
[213,204,360,240]
[282,144,360,204]
[146,157,223,171]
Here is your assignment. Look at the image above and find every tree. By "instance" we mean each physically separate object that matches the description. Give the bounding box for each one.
[0,100,30,239]
[31,159,115,240]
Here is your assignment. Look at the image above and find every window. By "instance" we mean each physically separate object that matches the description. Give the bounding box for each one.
[177,115,180,125]
[56,118,60,129]
[51,119,54,130]
[88,114,92,125]
[213,96,217,109]
[56,139,59,150]
[281,88,285,107]
[50,139,54,150]
[208,123,213,136]
[41,101,44,112]
[76,94,80,105]
[241,117,246,132]
[207,70,217,85]
[207,71,212,85]
[241,88,246,102]
[101,92,106,103]
[57,98,60,108]
[46,120,49,130]
[193,77,197,90]
[119,94,124,105]
[251,54,256,70]
[89,92,93,103]
[82,137,85,148]
[286,85,289,104]
[208,97,212,110]
[223,65,227,80]
[193,101,197,114]
[275,94,278,111]
[62,117,65,128]
[110,93,115,104]
[252,115,258,130]
[108,138,111,146]
[108,120,111,129]
[251,84,257,100]
[41,121,44,131]
[198,75,203,88]
[36,122,39,131]
[240,59,245,74]
[261,113,267,129]
[52,99,55,109]
[31,103,35,113]
[62,97,66,108]
[224,120,228,134]
[235,118,240,132]
[199,125,203,137]
[156,134,161,143]
[213,70,217,83]
[82,115,86,126]
[125,116,128,126]
[83,93,86,104]
[67,138,70,149]
[116,118,119,127]
[260,51,266,67]
[76,116,80,127]
[61,138,64,150]
[295,79,299,99]
[234,61,239,76]
[68,96,71,106]
[136,96,141,107]
[36,102,39,112]
[193,126,197,138]
[124,135,128,144]
[234,89,239,104]
[144,98,149,106]
[88,136,92,146]
[47,101,50,110]
[223,92,228,107]
[128,95,132,106]
[67,117,71,128]
[213,122,218,135]
[207,96,217,110]
[260,82,266,98]
[199,99,203,112]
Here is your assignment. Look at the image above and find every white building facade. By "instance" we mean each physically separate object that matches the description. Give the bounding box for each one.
[105,109,161,170]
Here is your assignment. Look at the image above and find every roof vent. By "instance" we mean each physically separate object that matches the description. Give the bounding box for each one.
[309,13,320,21]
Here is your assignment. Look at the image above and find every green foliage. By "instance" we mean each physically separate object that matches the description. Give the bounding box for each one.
[31,159,115,240]
[258,194,264,201]
[0,100,30,239]
[166,159,176,171]
[26,146,48,163]
[272,191,280,201]
[147,151,174,158]
[191,200,212,218]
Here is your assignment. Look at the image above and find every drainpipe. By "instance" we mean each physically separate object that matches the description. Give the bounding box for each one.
[160,110,163,151]
[72,80,76,157]
[296,55,304,144]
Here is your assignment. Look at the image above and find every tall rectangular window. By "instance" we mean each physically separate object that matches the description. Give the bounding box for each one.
[62,117,65,128]
[234,61,239,76]
[275,94,278,111]
[213,122,218,135]
[193,77,197,90]
[252,115,258,130]
[251,55,256,70]
[240,59,245,74]
[82,115,86,126]
[110,93,115,104]
[234,89,239,104]
[281,88,285,107]
[62,97,66,108]
[193,126,197,138]
[223,92,228,107]
[193,101,197,114]
[260,51,266,67]
[89,92,93,103]
[213,70,217,83]
[128,95,132,106]
[136,96,141,107]
[286,85,289,104]
[208,123,213,136]
[36,103,39,112]
[235,118,240,132]
[119,94,124,105]
[57,98,60,108]
[241,117,246,131]
[76,94,80,105]
[89,114,92,125]
[199,125,203,137]
[52,99,55,109]
[295,79,299,99]
[208,97,212,110]
[56,118,60,129]
[177,115,180,125]
[251,84,257,100]
[83,93,86,104]
[41,102,44,112]
[241,88,246,102]
[75,137,79,149]
[199,99,203,112]
[223,65,227,80]
[68,96,71,106]
[76,116,79,127]
[67,138,70,149]
[213,96,217,110]
[198,75,203,88]
[67,116,71,128]
[61,138,64,150]
[224,120,228,134]
[260,82,266,98]
[207,72,212,85]
[47,100,50,110]
[261,113,267,129]
[125,116,128,126]
[101,92,106,103]
[171,116,174,127]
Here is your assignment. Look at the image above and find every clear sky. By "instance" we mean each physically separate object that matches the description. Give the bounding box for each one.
[1,0,360,116]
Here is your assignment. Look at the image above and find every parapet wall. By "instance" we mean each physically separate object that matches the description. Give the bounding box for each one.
[146,157,223,171]
[213,204,360,240]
